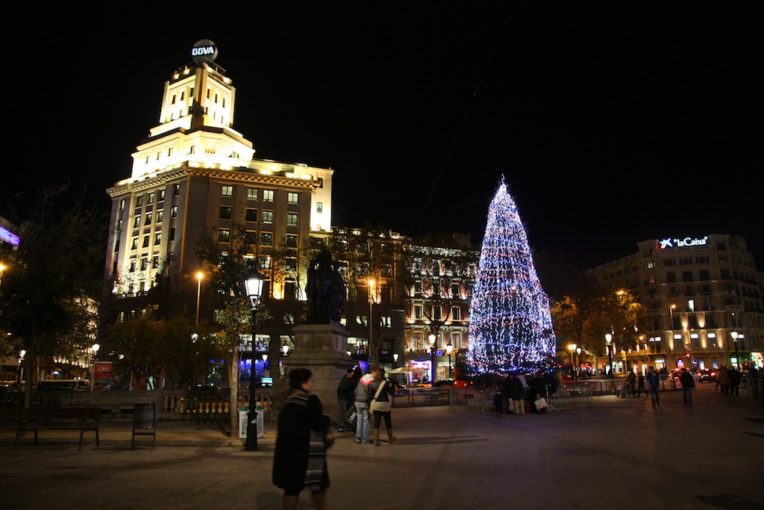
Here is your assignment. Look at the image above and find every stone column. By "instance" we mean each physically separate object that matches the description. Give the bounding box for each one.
[285,322,354,425]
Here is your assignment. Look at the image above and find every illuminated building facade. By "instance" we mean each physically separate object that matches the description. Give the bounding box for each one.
[104,43,333,309]
[402,240,480,381]
[589,234,764,371]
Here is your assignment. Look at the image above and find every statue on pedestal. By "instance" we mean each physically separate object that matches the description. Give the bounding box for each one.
[305,249,346,324]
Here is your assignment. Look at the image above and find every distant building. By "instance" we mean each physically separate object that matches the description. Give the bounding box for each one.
[103,43,333,311]
[589,234,764,371]
[402,239,480,381]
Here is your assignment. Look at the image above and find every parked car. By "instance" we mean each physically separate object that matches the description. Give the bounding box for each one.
[699,369,717,383]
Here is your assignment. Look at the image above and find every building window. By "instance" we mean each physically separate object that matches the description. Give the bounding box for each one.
[171,206,178,218]
[679,257,693,265]
[699,270,710,281]
[156,211,164,223]
[171,94,176,105]
[221,185,233,197]
[451,284,460,297]
[287,213,298,226]
[247,188,258,200]
[246,209,257,222]
[119,199,126,210]
[154,233,162,245]
[129,259,136,272]
[158,190,165,201]
[316,202,323,213]
[140,258,148,271]
[414,304,423,320]
[261,232,273,246]
[148,193,155,204]
[142,235,150,248]
[451,306,461,321]
[169,228,175,241]
[245,231,257,245]
[219,206,232,219]
[263,190,274,202]
[285,234,298,248]
[716,243,727,251]
[259,255,272,270]
[288,192,298,204]
[218,229,231,243]
[666,272,676,283]
[131,237,138,250]
[682,271,693,282]
[414,282,422,295]
[136,196,144,207]
[189,145,195,155]
[116,219,123,232]
[285,258,297,271]
[173,184,181,195]
[262,211,273,223]
[145,212,152,225]
[133,215,141,228]
[663,259,676,267]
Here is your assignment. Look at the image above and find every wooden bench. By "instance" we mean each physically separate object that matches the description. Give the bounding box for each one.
[12,407,100,450]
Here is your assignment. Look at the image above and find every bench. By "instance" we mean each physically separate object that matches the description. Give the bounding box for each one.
[11,407,100,450]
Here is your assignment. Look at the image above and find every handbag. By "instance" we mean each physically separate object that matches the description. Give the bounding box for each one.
[370,380,391,413]
[534,397,547,410]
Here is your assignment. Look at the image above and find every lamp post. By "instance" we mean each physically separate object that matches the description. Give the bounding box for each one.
[90,343,100,390]
[17,349,26,385]
[669,303,676,330]
[605,333,613,378]
[367,277,377,357]
[244,266,264,451]
[195,271,204,326]
[731,331,740,370]
[568,343,577,380]
[445,343,454,380]
[428,333,437,384]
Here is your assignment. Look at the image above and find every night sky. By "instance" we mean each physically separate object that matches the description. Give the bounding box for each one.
[7,3,762,268]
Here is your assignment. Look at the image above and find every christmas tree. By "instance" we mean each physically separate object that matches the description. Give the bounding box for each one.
[467,178,556,374]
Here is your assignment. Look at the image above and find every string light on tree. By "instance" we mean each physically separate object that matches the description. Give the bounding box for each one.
[466,178,556,374]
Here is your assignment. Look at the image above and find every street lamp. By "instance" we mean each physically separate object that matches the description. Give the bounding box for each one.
[445,343,454,380]
[428,333,437,384]
[568,343,577,379]
[281,344,290,356]
[17,349,26,385]
[367,277,377,357]
[244,266,264,451]
[576,347,582,376]
[605,333,613,378]
[669,303,676,330]
[195,271,205,326]
[731,331,740,370]
[0,261,7,287]
[393,353,399,369]
[90,343,100,390]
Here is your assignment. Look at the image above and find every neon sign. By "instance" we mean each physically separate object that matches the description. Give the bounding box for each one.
[191,39,218,63]
[659,236,708,249]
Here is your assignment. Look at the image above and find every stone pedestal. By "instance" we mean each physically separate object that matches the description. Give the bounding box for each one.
[285,322,354,425]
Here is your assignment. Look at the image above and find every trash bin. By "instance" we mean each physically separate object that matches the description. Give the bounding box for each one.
[238,405,264,439]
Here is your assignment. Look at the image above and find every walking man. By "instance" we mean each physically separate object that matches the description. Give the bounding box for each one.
[679,367,695,406]
[646,366,660,408]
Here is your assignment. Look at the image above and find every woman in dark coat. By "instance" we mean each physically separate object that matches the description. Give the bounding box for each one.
[272,368,331,510]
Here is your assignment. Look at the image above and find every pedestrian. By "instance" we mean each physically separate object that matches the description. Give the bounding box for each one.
[369,367,395,446]
[637,371,645,398]
[354,372,373,444]
[679,367,695,406]
[510,374,526,415]
[273,368,332,510]
[646,366,660,408]
[336,368,355,431]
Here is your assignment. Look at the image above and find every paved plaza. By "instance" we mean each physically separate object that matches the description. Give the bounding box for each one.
[1,384,762,510]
